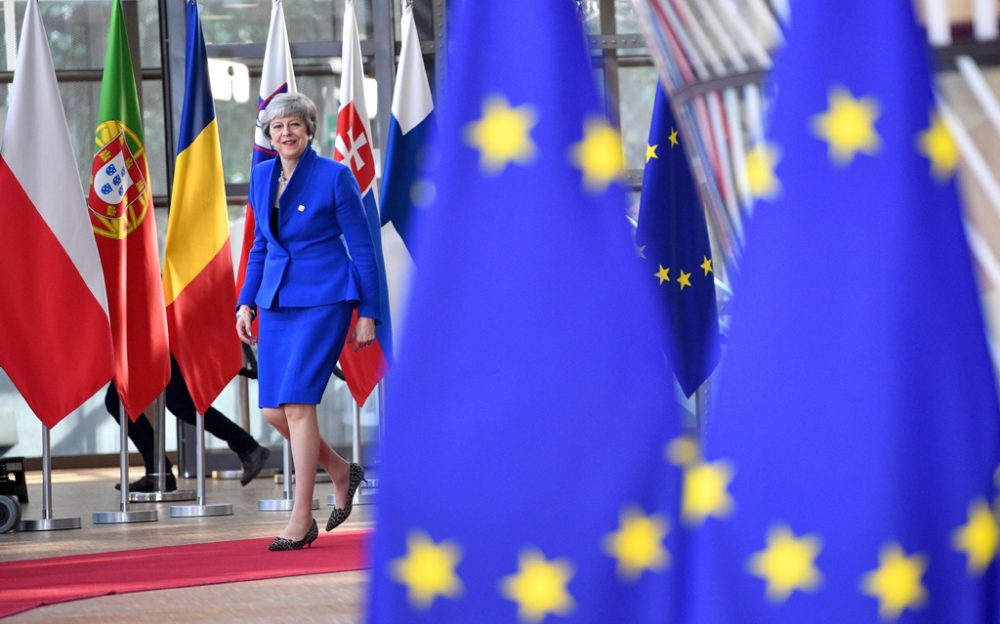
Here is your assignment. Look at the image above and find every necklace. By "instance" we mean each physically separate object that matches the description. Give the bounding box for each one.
[277,170,288,196]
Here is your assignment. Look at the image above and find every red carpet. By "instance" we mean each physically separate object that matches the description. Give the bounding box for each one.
[0,529,370,618]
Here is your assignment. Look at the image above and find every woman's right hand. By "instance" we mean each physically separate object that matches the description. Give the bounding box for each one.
[236,306,257,345]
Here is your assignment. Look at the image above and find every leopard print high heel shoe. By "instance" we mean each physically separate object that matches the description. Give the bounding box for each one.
[268,519,318,551]
[326,463,365,532]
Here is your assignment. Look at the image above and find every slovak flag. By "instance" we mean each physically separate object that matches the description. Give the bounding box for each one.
[0,0,114,428]
[335,0,392,406]
[236,0,297,299]
[380,0,435,252]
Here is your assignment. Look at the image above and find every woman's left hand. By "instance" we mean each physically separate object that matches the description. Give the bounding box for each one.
[351,317,376,351]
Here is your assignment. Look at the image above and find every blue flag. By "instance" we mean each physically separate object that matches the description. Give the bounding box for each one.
[635,85,720,397]
[380,0,434,253]
[367,1,682,622]
[683,3,1000,623]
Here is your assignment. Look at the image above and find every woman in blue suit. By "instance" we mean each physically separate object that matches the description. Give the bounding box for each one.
[236,92,378,551]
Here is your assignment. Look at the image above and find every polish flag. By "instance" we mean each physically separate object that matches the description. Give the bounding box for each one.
[0,0,114,428]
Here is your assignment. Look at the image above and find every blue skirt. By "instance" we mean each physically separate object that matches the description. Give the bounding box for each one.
[257,302,353,408]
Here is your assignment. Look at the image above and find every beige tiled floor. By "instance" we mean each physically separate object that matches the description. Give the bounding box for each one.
[1,466,372,622]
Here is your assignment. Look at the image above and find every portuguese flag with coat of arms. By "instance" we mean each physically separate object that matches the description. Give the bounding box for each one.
[87,0,169,420]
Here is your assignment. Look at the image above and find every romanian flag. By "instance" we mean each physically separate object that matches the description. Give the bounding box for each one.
[87,0,169,420]
[162,0,241,415]
[0,0,114,428]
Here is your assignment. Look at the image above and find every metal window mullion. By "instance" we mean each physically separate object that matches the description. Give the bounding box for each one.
[433,0,446,99]
[373,0,395,162]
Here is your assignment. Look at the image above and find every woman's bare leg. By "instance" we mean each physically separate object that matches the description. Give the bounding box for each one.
[264,406,351,506]
[278,403,319,539]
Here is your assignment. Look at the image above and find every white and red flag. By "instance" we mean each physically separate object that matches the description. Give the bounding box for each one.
[0,0,114,428]
[236,0,297,300]
[335,0,393,406]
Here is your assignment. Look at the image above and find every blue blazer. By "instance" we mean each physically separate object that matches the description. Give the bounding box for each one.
[237,146,381,322]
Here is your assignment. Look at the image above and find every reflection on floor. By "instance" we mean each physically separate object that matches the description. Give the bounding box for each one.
[1,465,372,623]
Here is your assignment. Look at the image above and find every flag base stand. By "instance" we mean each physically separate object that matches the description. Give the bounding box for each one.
[18,516,81,531]
[258,440,318,511]
[129,398,197,503]
[212,468,278,481]
[274,471,330,485]
[258,498,319,511]
[327,477,376,507]
[93,509,158,524]
[169,503,233,518]
[130,489,196,503]
[168,411,232,519]
[94,413,160,525]
[18,426,83,532]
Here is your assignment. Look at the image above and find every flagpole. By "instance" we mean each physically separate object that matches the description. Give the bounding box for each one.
[169,411,233,518]
[326,400,366,507]
[259,439,318,511]
[330,398,366,507]
[16,424,80,531]
[377,378,385,457]
[93,405,158,525]
[130,393,194,503]
[352,401,363,505]
[210,375,252,481]
[210,373,254,481]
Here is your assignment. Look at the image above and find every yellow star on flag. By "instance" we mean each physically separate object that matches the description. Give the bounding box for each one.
[655,265,670,285]
[860,543,927,621]
[677,270,692,291]
[570,118,624,192]
[645,143,658,162]
[700,256,713,276]
[682,459,734,525]
[668,128,679,147]
[500,549,575,623]
[952,499,999,575]
[745,142,781,200]
[464,94,538,175]
[917,113,959,181]
[747,524,823,602]
[603,506,670,581]
[389,530,464,609]
[665,435,701,467]
[811,86,882,166]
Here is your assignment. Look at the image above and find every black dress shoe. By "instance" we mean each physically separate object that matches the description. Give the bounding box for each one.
[268,519,318,551]
[240,446,271,486]
[326,463,365,532]
[114,473,177,493]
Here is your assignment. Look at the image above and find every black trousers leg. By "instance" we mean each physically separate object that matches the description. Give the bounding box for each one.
[165,357,259,460]
[104,384,174,474]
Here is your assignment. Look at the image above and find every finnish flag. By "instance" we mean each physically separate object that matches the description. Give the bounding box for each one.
[380,1,435,253]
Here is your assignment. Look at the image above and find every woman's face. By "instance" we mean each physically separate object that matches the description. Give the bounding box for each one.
[269,114,310,162]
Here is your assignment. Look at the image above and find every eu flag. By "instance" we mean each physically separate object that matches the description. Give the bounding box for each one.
[683,3,1000,623]
[367,1,682,622]
[635,85,720,397]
